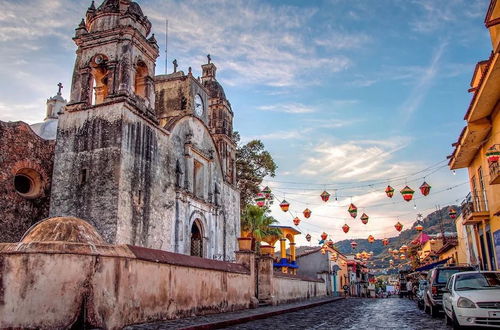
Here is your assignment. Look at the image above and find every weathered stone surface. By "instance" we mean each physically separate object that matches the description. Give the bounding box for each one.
[0,121,55,243]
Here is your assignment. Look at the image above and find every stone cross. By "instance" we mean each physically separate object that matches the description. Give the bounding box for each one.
[207,54,211,64]
[173,59,178,73]
[57,82,63,95]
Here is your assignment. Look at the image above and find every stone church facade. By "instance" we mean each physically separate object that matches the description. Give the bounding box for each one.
[0,0,240,260]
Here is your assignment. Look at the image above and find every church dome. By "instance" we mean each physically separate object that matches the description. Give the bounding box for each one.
[203,80,227,100]
[21,216,105,244]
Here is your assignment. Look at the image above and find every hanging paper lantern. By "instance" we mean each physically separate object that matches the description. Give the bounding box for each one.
[303,208,312,219]
[449,208,457,219]
[400,186,415,202]
[293,217,301,226]
[305,233,311,242]
[486,145,500,163]
[367,235,375,243]
[321,248,326,255]
[360,213,369,225]
[348,203,358,218]
[255,193,265,207]
[327,239,334,247]
[400,254,406,260]
[262,186,272,199]
[385,185,395,198]
[382,238,389,246]
[419,182,431,196]
[415,223,424,232]
[351,241,358,249]
[279,200,290,212]
[320,190,331,202]
[342,224,350,233]
[394,221,403,232]
[388,248,393,253]
[401,244,408,252]
[355,252,362,259]
[321,232,328,241]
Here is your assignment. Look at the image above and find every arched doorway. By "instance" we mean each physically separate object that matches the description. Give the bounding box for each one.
[190,220,203,257]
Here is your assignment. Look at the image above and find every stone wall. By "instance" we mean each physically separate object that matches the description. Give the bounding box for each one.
[0,121,55,242]
[0,243,254,329]
[273,273,327,304]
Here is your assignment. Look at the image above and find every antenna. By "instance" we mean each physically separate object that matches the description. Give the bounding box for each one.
[165,19,169,74]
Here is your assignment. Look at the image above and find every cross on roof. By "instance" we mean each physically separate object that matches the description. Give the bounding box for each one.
[57,82,63,95]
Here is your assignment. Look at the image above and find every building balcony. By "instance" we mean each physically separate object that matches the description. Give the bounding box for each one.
[489,161,500,184]
[461,192,489,225]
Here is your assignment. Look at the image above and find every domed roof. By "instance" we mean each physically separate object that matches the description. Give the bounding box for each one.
[21,216,105,244]
[203,79,226,100]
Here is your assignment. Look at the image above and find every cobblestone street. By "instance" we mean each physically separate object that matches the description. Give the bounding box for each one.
[227,298,450,330]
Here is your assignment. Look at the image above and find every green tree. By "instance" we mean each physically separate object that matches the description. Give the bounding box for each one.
[240,205,282,250]
[234,132,277,211]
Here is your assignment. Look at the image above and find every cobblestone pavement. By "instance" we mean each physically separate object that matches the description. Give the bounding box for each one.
[226,298,451,330]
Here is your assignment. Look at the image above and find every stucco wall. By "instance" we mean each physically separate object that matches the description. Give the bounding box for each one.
[0,243,253,329]
[273,274,326,304]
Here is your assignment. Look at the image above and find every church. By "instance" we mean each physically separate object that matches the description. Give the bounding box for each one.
[0,0,240,260]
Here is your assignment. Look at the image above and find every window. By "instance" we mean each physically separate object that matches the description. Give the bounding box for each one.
[190,220,203,257]
[134,61,148,99]
[193,159,204,199]
[90,54,109,105]
[13,168,42,199]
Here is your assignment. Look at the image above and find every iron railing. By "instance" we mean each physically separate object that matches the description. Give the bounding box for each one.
[461,192,488,220]
[489,161,500,183]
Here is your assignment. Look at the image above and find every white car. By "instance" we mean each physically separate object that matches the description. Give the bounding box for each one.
[442,271,500,329]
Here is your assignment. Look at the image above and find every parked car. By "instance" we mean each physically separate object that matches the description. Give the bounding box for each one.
[442,271,500,329]
[416,279,428,310]
[424,265,475,317]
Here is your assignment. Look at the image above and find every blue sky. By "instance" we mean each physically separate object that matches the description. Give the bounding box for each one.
[0,0,491,244]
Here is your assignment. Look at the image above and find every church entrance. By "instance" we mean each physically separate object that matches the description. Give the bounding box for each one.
[190,220,203,258]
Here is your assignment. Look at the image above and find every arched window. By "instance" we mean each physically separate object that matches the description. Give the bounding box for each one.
[90,54,109,105]
[135,61,148,99]
[190,220,203,257]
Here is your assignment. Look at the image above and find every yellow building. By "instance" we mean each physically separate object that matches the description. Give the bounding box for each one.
[448,0,500,271]
[417,236,443,264]
[453,214,474,265]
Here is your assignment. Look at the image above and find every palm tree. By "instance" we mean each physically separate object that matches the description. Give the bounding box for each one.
[241,205,282,251]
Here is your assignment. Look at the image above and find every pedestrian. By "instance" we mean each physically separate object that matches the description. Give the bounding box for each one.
[406,279,413,300]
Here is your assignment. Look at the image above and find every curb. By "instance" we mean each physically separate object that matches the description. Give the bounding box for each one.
[181,297,345,329]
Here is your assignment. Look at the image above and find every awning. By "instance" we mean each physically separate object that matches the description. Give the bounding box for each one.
[415,258,450,272]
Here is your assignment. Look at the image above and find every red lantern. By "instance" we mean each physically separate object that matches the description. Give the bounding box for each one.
[385,185,395,198]
[305,233,311,242]
[419,182,431,196]
[486,145,500,163]
[342,224,350,233]
[262,186,272,199]
[394,221,403,232]
[303,208,312,219]
[293,217,301,226]
[415,223,424,232]
[327,239,334,247]
[351,241,358,249]
[382,238,389,246]
[321,232,328,241]
[348,203,358,218]
[255,193,265,207]
[400,186,415,202]
[367,235,375,243]
[449,208,457,219]
[320,190,330,202]
[279,200,290,212]
[360,213,369,225]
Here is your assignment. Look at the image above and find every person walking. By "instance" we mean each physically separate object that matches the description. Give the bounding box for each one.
[406,279,413,300]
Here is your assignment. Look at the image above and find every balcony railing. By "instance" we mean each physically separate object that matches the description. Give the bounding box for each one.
[489,161,500,184]
[461,192,489,224]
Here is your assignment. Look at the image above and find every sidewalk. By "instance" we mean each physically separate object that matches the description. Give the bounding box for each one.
[125,296,344,329]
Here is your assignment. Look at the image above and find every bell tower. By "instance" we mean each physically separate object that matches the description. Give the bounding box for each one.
[201,56,236,184]
[50,0,161,245]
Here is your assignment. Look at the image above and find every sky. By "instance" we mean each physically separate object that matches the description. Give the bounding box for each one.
[0,0,492,246]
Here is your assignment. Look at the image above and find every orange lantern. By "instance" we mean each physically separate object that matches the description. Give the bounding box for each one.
[400,186,415,202]
[400,244,408,252]
[327,239,334,247]
[415,223,424,232]
[394,221,403,232]
[279,200,290,212]
[303,208,312,219]
[320,190,330,202]
[449,208,457,219]
[367,235,375,243]
[348,203,358,218]
[360,213,369,225]
[400,254,406,260]
[342,224,350,233]
[419,182,431,196]
[321,232,328,241]
[293,217,300,226]
[382,238,389,246]
[385,185,395,198]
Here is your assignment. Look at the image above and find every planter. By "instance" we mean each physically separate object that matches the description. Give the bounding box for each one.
[237,237,252,251]
[260,245,275,256]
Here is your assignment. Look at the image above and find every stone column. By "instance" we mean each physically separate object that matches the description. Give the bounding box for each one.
[290,242,296,275]
[279,238,287,274]
[235,251,259,308]
[256,256,276,305]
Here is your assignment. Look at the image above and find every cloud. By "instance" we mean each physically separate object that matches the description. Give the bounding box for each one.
[257,103,315,114]
[399,41,447,122]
